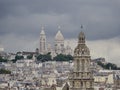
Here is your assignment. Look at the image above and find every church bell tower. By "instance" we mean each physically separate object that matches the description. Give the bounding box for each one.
[69,28,94,90]
[39,26,46,54]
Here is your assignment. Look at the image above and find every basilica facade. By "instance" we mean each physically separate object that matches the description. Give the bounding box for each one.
[39,26,73,56]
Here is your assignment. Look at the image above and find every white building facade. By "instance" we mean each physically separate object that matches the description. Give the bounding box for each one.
[39,26,73,57]
[54,30,65,55]
[39,27,47,54]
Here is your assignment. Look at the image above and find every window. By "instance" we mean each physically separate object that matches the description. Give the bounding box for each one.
[81,82,83,87]
[77,59,80,71]
[76,73,79,77]
[67,87,69,90]
[82,60,85,71]
[73,81,74,87]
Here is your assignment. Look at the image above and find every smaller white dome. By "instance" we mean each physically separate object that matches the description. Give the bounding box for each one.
[55,30,64,41]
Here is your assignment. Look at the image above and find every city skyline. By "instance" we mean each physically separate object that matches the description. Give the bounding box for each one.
[0,0,120,65]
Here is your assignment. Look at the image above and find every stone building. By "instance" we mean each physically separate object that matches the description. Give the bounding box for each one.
[39,26,73,56]
[69,31,94,90]
[39,26,47,54]
[54,27,65,55]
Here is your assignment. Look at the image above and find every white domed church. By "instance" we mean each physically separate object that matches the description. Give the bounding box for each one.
[55,30,65,55]
[39,26,73,57]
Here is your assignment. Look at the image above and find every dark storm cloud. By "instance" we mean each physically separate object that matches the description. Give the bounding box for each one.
[0,0,120,39]
[0,0,120,52]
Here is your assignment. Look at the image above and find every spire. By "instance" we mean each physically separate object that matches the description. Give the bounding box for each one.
[78,25,85,44]
[74,27,90,56]
[40,26,45,35]
[39,26,46,54]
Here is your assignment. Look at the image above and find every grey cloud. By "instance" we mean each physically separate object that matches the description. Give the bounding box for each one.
[0,0,120,53]
[65,37,120,66]
[0,34,38,52]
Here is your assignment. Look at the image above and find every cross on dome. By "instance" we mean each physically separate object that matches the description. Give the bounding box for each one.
[40,26,45,35]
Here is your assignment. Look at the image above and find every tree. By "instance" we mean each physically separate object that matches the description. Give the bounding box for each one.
[44,52,52,61]
[53,54,73,61]
[15,55,24,60]
[97,61,105,68]
[97,61,120,70]
[105,63,117,70]
[36,52,52,62]
[0,56,8,62]
[66,54,73,61]
[27,54,33,59]
[11,55,24,63]
[0,69,11,74]
[0,56,2,59]
[12,59,17,63]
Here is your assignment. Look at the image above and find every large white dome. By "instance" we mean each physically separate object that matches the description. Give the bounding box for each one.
[55,30,64,41]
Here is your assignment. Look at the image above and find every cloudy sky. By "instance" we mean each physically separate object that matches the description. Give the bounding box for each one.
[0,0,120,65]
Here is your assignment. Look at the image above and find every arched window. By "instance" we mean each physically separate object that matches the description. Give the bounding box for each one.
[67,87,69,90]
[82,60,85,71]
[81,82,83,87]
[73,81,74,87]
[77,59,80,71]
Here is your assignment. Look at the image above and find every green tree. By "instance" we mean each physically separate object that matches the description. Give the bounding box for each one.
[97,61,120,70]
[105,63,117,70]
[0,69,11,74]
[11,55,24,63]
[97,61,105,68]
[66,54,73,61]
[37,54,44,62]
[12,59,17,63]
[44,52,52,61]
[0,56,8,62]
[15,55,24,60]
[53,54,73,61]
[0,56,2,59]
[27,54,33,59]
[36,52,52,62]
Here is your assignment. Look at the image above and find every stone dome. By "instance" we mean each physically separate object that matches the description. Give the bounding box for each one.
[78,31,85,44]
[55,30,64,41]
[74,31,90,56]
[74,45,90,56]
